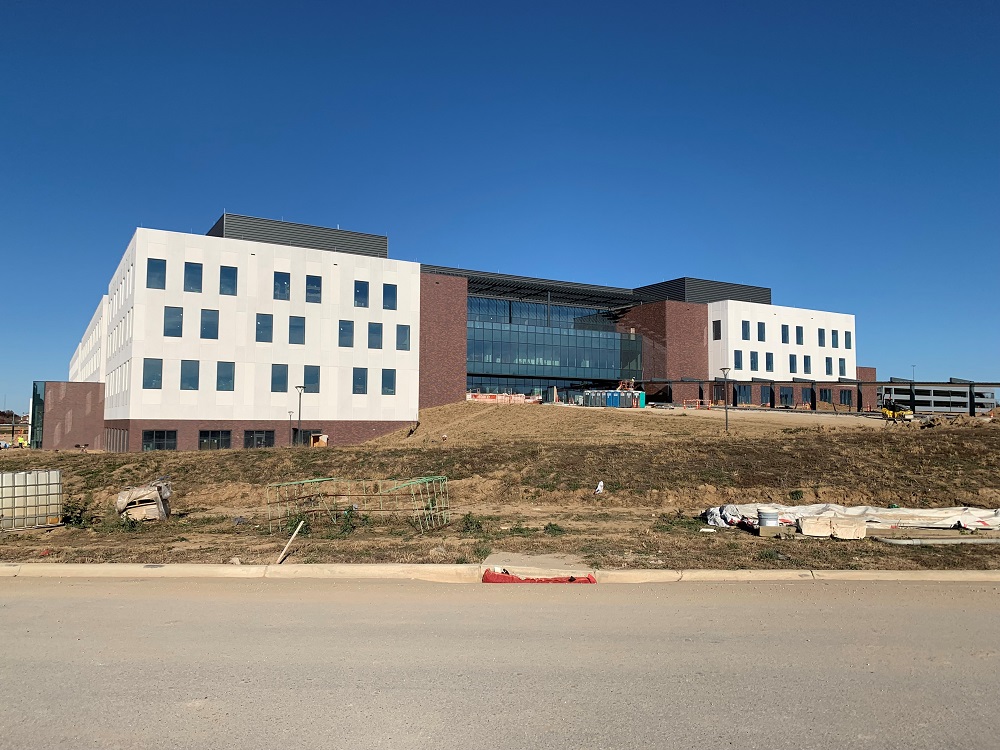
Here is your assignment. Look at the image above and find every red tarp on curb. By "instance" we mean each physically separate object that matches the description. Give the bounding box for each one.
[482,570,597,584]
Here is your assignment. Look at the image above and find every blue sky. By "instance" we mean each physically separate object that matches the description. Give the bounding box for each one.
[1,1,997,410]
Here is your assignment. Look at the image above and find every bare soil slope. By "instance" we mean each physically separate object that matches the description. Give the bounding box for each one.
[2,403,998,569]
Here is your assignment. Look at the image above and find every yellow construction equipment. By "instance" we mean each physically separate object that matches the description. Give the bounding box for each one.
[881,398,914,422]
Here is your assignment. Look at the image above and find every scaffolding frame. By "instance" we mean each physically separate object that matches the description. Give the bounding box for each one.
[264,476,450,534]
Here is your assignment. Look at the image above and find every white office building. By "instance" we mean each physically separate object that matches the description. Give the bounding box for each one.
[707,300,857,383]
[70,220,422,451]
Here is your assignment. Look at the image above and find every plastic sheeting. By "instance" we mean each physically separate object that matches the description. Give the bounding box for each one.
[704,503,1000,531]
[482,570,597,584]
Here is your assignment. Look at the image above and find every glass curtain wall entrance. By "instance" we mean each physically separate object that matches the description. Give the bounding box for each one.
[466,296,641,397]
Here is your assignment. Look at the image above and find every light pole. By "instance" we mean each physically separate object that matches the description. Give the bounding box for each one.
[911,364,916,382]
[287,411,294,447]
[720,367,731,434]
[295,385,305,446]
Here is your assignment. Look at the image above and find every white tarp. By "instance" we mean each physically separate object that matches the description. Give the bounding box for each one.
[704,503,1000,531]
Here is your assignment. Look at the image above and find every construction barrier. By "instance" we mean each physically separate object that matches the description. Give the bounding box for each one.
[682,400,712,410]
[466,393,527,404]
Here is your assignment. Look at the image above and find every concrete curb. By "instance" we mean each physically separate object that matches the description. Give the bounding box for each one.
[680,569,815,581]
[811,570,1000,582]
[264,564,481,583]
[3,563,1000,583]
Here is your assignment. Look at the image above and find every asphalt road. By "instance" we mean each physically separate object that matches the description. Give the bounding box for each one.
[1,579,998,750]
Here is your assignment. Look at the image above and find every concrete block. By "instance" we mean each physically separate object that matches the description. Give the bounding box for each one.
[799,516,833,537]
[758,525,793,537]
[831,518,867,540]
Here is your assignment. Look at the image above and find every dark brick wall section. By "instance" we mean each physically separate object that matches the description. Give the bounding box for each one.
[420,272,468,409]
[41,381,105,450]
[663,300,709,381]
[103,419,410,452]
[619,300,709,402]
[857,366,878,411]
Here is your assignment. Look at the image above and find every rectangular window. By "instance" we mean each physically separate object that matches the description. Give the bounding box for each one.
[382,368,396,395]
[146,258,166,289]
[818,328,826,347]
[163,306,183,337]
[757,322,765,342]
[273,271,290,301]
[383,283,397,310]
[200,309,219,339]
[712,320,722,341]
[779,386,794,407]
[142,358,162,389]
[180,360,199,390]
[845,331,852,350]
[289,316,306,345]
[839,389,853,407]
[839,358,846,377]
[741,320,750,340]
[789,354,797,374]
[271,364,288,392]
[339,320,354,347]
[256,313,273,343]
[832,330,839,348]
[306,275,322,303]
[781,324,789,344]
[396,324,411,351]
[795,325,804,345]
[750,351,759,372]
[219,266,238,296]
[354,280,369,308]
[303,365,320,393]
[733,350,743,370]
[353,367,368,394]
[368,322,382,349]
[826,357,833,376]
[216,361,235,391]
[802,387,813,404]
[142,430,177,451]
[765,352,774,372]
[803,355,812,375]
[198,430,231,450]
[243,430,275,449]
[820,388,833,403]
[184,262,203,293]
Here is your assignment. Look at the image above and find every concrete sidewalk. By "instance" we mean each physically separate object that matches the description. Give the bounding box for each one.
[3,562,1000,582]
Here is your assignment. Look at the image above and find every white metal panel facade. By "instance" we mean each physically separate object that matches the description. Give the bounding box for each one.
[707,300,857,382]
[85,228,420,424]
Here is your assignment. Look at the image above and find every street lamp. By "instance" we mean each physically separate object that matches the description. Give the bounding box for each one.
[287,411,294,447]
[720,367,731,434]
[295,385,305,446]
[911,364,916,383]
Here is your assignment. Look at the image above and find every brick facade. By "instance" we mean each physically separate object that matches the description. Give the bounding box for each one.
[419,272,468,408]
[40,381,105,450]
[857,366,878,411]
[619,300,708,403]
[103,419,410,452]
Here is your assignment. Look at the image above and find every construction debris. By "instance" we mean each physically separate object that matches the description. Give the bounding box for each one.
[116,478,172,522]
[704,502,1000,536]
[265,476,450,534]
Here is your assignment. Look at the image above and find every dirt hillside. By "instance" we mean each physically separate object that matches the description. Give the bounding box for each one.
[2,403,998,570]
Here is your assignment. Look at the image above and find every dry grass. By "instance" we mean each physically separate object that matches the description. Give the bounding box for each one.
[2,403,998,569]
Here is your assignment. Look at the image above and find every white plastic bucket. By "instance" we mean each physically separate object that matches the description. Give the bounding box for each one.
[758,508,780,527]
